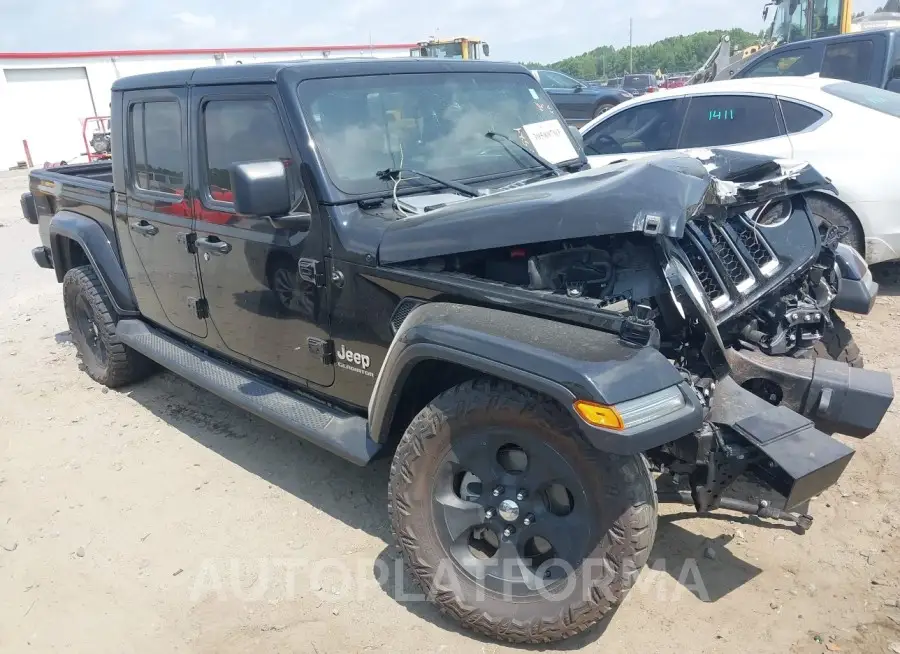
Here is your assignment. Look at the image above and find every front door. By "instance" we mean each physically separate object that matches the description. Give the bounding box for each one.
[583,98,686,168]
[123,89,207,338]
[189,85,334,387]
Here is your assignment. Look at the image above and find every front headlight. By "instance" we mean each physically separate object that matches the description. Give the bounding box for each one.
[574,385,686,431]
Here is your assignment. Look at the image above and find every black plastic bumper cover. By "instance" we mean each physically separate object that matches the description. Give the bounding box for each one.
[20,192,38,225]
[725,348,894,438]
[31,246,53,269]
[710,376,855,509]
[833,242,878,315]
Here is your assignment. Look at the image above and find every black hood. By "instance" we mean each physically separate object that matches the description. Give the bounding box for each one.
[377,148,833,265]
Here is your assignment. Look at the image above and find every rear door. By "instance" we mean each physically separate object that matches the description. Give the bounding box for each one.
[676,93,793,158]
[122,89,207,338]
[820,37,879,86]
[190,84,333,387]
[582,97,686,167]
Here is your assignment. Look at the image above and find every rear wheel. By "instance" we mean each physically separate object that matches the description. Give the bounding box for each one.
[388,378,657,644]
[63,265,154,387]
[594,103,616,117]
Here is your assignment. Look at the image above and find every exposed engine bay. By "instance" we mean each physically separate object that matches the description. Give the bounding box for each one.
[403,220,844,369]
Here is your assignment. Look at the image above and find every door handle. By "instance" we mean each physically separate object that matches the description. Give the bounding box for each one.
[130,220,158,236]
[195,236,232,255]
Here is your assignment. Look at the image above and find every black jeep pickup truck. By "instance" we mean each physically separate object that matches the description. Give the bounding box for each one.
[735,28,900,93]
[22,58,894,644]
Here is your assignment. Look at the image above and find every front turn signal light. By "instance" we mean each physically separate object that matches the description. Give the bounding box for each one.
[574,386,686,431]
[573,400,624,430]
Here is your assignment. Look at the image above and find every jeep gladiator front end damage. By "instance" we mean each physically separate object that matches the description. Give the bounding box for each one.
[23,58,894,645]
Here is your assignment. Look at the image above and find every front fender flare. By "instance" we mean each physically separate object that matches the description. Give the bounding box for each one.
[368,302,703,454]
[49,211,138,315]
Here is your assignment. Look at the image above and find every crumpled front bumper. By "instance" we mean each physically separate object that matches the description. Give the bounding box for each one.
[709,349,894,509]
[833,242,878,315]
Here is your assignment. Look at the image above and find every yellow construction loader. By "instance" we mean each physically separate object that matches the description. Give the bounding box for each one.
[410,37,490,60]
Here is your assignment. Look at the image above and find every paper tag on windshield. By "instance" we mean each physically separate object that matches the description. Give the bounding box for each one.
[522,120,579,164]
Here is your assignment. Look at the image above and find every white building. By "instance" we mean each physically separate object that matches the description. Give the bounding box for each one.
[0,43,416,169]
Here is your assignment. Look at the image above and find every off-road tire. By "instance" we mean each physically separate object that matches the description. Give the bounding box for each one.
[387,378,657,644]
[807,195,864,256]
[63,265,154,387]
[814,311,863,368]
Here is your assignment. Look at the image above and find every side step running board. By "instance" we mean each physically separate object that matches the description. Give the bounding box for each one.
[116,320,380,466]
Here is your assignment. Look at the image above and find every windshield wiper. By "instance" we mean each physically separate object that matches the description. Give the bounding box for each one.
[375,167,480,198]
[485,131,563,177]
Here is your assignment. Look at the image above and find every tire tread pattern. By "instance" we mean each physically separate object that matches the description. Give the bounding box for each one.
[63,265,154,388]
[387,377,657,644]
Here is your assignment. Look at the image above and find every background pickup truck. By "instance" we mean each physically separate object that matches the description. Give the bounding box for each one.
[734,27,900,92]
[20,57,893,645]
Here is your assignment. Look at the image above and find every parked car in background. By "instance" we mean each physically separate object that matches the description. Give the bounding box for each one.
[604,77,624,87]
[530,69,632,125]
[733,28,900,93]
[661,75,687,89]
[579,77,900,264]
[621,73,660,96]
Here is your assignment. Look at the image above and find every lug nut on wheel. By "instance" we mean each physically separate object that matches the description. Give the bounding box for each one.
[484,508,495,519]
[515,489,527,501]
[523,513,535,526]
[492,485,504,497]
[502,526,515,538]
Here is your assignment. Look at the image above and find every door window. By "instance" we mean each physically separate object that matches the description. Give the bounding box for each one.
[542,71,580,89]
[582,100,680,155]
[821,40,874,83]
[130,101,185,195]
[743,48,817,77]
[679,95,780,148]
[200,98,309,223]
[780,100,825,133]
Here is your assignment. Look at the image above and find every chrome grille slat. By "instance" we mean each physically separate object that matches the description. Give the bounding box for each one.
[680,215,780,313]
[728,215,780,276]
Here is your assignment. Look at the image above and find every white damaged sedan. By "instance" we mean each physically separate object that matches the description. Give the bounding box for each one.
[579,77,900,264]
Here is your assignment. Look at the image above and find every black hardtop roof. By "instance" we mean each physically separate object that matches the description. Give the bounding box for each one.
[111,57,529,91]
[772,27,900,50]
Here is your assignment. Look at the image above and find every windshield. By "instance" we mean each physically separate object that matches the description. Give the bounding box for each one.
[299,72,581,196]
[423,42,464,59]
[823,81,900,117]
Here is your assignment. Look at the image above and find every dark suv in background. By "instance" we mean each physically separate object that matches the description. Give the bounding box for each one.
[622,73,660,96]
[530,69,633,125]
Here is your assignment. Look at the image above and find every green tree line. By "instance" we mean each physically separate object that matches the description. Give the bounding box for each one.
[523,28,761,79]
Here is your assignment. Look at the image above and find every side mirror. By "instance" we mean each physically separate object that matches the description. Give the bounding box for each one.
[762,5,769,20]
[482,43,490,57]
[230,160,292,217]
[568,125,585,151]
[574,84,585,93]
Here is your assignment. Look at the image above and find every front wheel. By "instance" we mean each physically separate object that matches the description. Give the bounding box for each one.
[388,378,657,644]
[813,311,863,368]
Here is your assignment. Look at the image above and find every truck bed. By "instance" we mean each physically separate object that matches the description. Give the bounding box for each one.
[28,161,117,256]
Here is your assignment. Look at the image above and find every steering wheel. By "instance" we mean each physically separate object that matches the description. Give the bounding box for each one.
[589,134,624,154]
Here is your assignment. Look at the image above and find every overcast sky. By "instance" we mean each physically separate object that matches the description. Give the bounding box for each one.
[0,0,888,63]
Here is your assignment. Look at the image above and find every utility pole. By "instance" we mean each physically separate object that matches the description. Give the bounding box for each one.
[629,18,633,73]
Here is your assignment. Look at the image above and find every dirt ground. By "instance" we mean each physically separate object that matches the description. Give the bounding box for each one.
[1,168,899,654]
